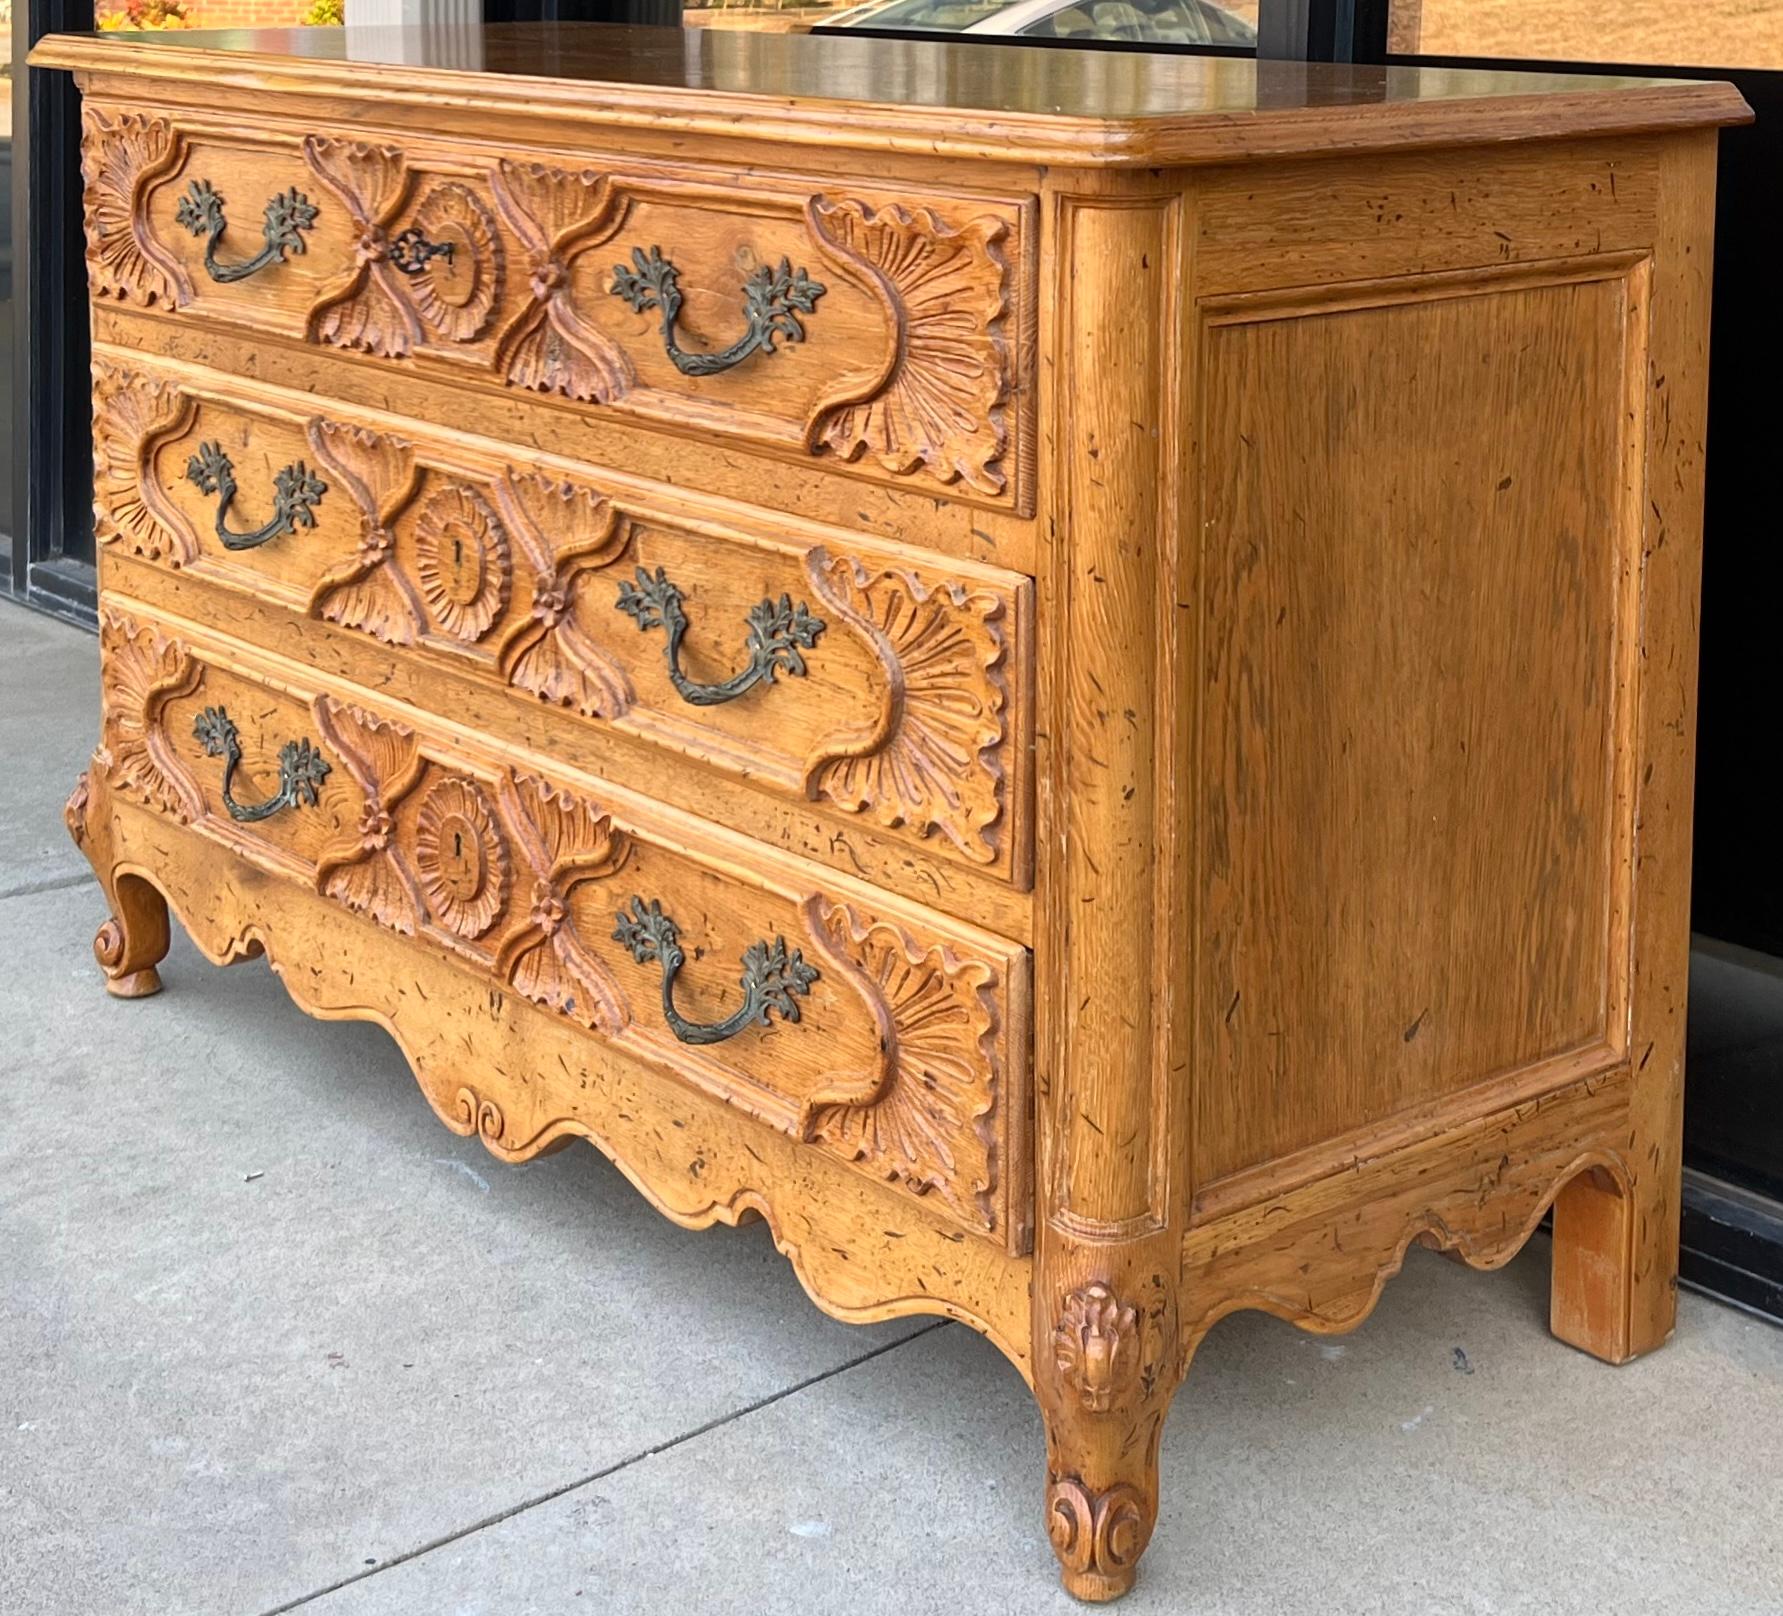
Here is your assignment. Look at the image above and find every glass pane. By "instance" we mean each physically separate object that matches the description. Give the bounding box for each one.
[1389,0,1783,71]
[1022,0,1256,46]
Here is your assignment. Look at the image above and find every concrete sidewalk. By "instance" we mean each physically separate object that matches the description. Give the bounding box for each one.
[3,598,1780,1616]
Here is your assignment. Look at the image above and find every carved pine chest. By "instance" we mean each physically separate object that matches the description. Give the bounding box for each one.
[37,22,1748,1601]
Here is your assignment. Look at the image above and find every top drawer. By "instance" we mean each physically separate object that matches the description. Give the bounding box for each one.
[80,104,1036,514]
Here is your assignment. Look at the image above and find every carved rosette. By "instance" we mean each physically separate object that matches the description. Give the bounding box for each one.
[97,609,205,823]
[493,773,631,1031]
[806,554,1009,865]
[414,482,511,644]
[414,777,509,942]
[406,182,504,343]
[494,470,633,717]
[91,360,201,566]
[1051,1284,1142,1415]
[312,699,426,934]
[1045,1479,1150,1593]
[81,108,192,307]
[306,420,426,645]
[805,198,1010,496]
[303,139,424,359]
[803,898,1000,1233]
[491,161,633,404]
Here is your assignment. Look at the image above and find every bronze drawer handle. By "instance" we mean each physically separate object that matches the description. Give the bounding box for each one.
[185,442,328,553]
[609,245,826,377]
[613,896,819,1048]
[175,178,319,284]
[193,706,331,824]
[614,566,825,708]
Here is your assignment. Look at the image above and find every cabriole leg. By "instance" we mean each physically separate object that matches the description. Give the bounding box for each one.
[66,768,171,999]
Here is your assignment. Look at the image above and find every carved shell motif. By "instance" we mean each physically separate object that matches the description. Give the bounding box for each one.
[805,198,1010,496]
[806,554,1010,866]
[413,482,511,644]
[405,182,503,343]
[81,109,192,307]
[1051,1284,1142,1414]
[803,899,1000,1233]
[91,361,200,566]
[415,778,509,942]
[97,609,205,823]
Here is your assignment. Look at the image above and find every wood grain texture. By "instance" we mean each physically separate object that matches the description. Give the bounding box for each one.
[87,597,1032,1249]
[48,27,1738,1604]
[30,25,1751,168]
[91,348,1033,889]
[74,101,1036,513]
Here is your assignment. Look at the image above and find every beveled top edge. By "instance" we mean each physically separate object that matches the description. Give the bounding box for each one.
[31,24,1753,169]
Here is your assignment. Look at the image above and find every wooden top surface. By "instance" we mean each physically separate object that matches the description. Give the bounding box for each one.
[33,23,1750,167]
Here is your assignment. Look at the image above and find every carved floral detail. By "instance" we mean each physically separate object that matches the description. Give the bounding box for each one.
[803,899,1000,1233]
[1051,1284,1142,1414]
[306,420,426,645]
[311,699,427,934]
[91,361,201,566]
[302,139,425,358]
[405,182,504,343]
[413,482,511,643]
[806,554,1010,865]
[805,199,1010,495]
[81,109,192,307]
[97,609,205,823]
[493,772,631,1030]
[490,161,633,403]
[493,470,632,717]
[414,777,509,942]
[1045,1479,1150,1589]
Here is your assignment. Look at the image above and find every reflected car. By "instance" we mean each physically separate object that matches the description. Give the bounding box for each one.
[814,0,1257,48]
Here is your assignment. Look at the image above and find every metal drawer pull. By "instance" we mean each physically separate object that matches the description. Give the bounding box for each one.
[614,896,818,1048]
[615,566,825,708]
[610,245,826,377]
[193,706,331,824]
[175,179,319,284]
[185,442,328,553]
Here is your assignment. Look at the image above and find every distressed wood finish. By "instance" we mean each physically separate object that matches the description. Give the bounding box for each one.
[75,105,1035,512]
[41,24,1744,1604]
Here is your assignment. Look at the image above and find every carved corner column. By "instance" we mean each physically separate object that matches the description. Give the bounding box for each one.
[1033,179,1189,1603]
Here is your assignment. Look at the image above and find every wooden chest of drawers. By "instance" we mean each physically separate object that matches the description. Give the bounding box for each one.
[38,23,1748,1601]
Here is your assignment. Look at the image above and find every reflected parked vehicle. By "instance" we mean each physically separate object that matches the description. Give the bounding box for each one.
[815,0,1257,47]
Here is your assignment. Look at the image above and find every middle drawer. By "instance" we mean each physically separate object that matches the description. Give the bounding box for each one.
[94,349,1033,896]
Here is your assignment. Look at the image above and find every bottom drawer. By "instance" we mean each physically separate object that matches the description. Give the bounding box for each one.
[91,599,1031,1251]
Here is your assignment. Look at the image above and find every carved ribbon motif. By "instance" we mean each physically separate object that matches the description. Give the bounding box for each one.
[312,698,428,934]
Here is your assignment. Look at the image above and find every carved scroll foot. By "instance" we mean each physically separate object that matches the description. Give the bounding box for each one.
[1550,1162,1674,1365]
[1036,1272,1180,1602]
[1041,1414,1161,1603]
[92,876,171,999]
[68,768,170,999]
